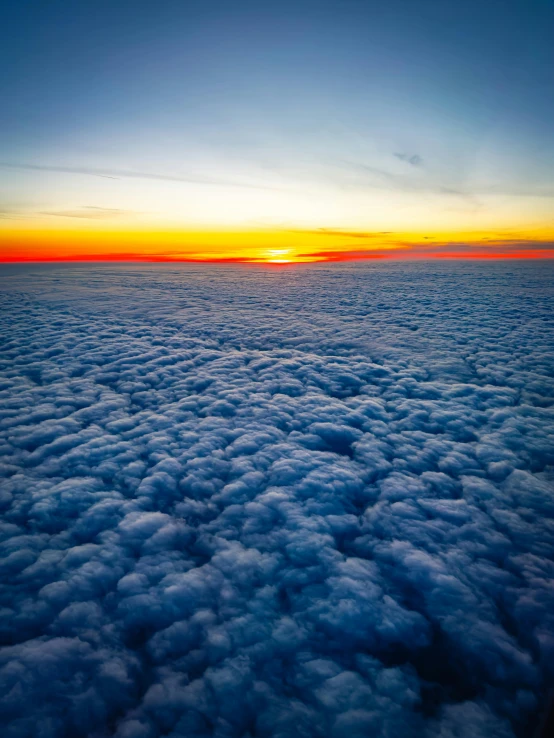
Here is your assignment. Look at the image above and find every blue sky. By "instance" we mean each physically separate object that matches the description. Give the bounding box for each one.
[1,0,554,253]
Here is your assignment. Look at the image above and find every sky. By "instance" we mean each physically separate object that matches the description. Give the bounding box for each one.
[1,0,554,262]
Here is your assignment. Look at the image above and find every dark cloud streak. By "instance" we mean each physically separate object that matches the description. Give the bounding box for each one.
[394,153,423,167]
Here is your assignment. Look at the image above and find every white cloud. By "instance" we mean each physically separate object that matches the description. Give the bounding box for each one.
[0,260,553,737]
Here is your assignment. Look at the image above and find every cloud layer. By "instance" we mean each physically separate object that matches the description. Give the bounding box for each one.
[1,261,553,738]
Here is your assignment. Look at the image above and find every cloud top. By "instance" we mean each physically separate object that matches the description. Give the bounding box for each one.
[0,260,553,738]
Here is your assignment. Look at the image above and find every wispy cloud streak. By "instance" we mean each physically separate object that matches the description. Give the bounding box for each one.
[0,162,282,191]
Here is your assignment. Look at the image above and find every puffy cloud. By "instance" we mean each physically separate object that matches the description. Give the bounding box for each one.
[0,260,553,737]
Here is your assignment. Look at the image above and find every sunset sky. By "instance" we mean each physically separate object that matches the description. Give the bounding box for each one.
[1,0,553,262]
[3,4,554,734]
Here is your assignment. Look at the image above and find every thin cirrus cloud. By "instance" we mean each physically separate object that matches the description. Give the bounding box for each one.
[41,206,129,220]
[0,162,284,192]
[3,158,478,204]
[339,159,478,204]
[288,228,394,239]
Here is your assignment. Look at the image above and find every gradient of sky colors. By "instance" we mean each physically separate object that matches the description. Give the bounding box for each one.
[1,0,553,262]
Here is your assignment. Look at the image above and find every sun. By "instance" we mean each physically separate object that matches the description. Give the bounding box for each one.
[264,248,292,263]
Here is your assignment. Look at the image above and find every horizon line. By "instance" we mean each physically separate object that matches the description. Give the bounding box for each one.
[2,251,554,265]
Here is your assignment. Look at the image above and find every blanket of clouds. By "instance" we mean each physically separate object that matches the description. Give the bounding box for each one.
[1,261,553,738]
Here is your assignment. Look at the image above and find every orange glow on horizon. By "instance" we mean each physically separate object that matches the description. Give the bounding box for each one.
[1,225,554,263]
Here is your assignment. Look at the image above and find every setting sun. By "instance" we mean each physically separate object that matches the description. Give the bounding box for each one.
[265,249,292,263]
